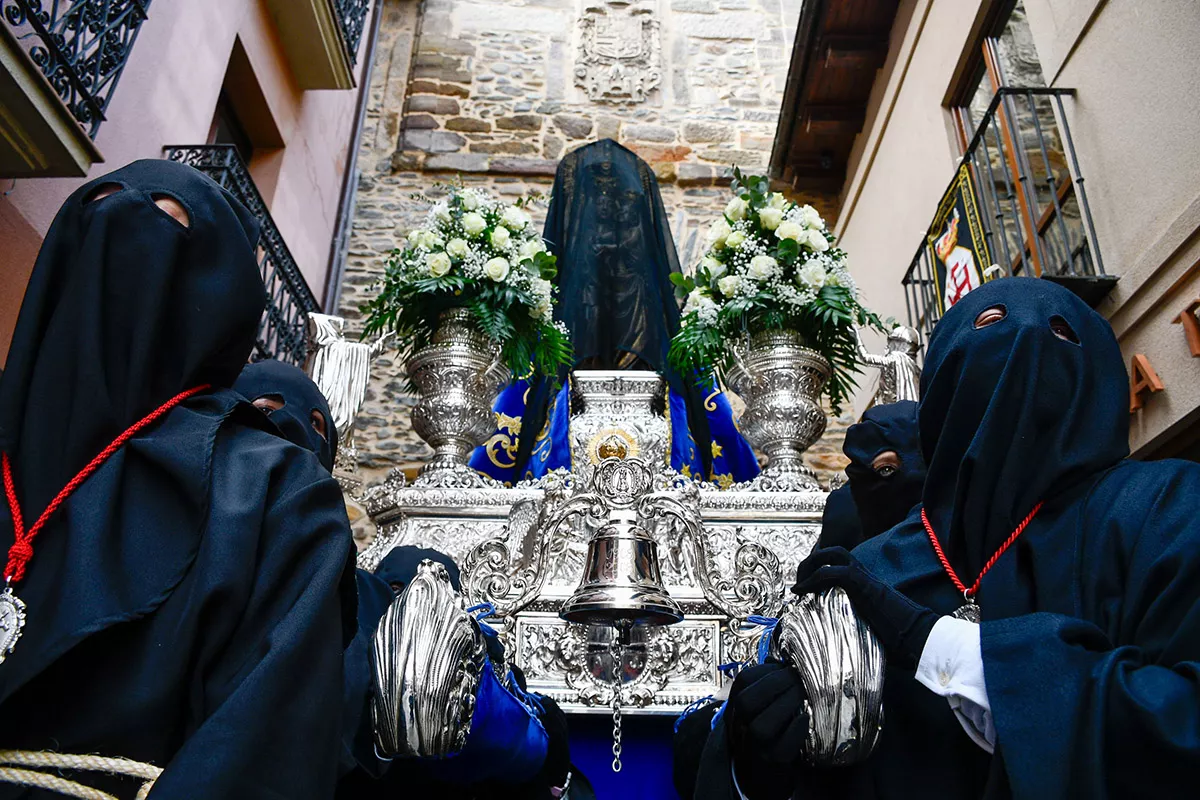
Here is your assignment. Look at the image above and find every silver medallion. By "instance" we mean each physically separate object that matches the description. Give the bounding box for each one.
[950,600,980,624]
[0,587,27,664]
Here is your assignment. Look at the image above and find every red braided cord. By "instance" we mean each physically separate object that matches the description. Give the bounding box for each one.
[920,500,1044,600]
[920,506,966,595]
[3,385,210,584]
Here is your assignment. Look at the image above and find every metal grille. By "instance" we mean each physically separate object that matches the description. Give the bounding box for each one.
[902,88,1106,340]
[333,0,369,67]
[3,0,151,138]
[163,145,321,366]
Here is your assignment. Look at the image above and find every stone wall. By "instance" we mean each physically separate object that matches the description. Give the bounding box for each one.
[337,0,855,495]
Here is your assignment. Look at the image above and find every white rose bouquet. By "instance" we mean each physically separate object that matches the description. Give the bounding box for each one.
[668,169,885,413]
[362,184,572,383]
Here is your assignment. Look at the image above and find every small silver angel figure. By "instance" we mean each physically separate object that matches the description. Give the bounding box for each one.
[305,313,394,464]
[856,325,922,407]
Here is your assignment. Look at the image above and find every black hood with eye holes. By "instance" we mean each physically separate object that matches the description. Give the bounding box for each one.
[843,400,924,541]
[0,158,266,515]
[235,359,337,472]
[917,277,1128,578]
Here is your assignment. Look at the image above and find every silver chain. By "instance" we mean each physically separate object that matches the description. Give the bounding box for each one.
[610,635,624,773]
[611,682,623,773]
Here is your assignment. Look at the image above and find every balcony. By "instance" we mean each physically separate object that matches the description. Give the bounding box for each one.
[901,88,1114,340]
[1,0,150,177]
[163,145,321,366]
[264,0,370,91]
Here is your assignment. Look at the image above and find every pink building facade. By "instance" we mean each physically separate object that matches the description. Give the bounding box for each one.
[0,0,377,363]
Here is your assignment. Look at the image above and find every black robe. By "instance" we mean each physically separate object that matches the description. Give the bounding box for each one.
[696,278,1200,799]
[847,278,1200,798]
[0,161,355,799]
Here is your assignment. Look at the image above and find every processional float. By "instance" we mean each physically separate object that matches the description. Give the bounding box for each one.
[310,311,898,769]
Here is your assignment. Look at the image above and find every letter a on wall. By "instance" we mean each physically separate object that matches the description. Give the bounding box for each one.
[1130,353,1165,412]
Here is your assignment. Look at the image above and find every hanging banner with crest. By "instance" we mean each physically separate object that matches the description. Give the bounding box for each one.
[928,163,992,313]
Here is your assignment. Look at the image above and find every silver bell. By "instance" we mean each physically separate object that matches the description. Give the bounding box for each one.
[559,459,683,628]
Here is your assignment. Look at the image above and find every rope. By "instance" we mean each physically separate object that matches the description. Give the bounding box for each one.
[920,501,1044,599]
[3,385,209,583]
[0,750,162,800]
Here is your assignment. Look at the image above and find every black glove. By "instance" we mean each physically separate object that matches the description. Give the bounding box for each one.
[726,662,810,799]
[792,547,938,670]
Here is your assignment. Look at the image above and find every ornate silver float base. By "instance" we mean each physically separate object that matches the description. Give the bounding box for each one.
[360,470,826,715]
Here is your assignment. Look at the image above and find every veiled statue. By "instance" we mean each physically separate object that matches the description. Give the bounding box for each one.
[475,139,757,488]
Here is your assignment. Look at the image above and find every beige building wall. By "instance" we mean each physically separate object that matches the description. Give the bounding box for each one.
[0,0,372,357]
[834,0,984,411]
[1026,0,1200,456]
[835,0,1200,456]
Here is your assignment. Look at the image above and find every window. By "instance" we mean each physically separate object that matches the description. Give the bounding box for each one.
[947,1,1092,279]
[207,38,286,204]
[208,91,255,166]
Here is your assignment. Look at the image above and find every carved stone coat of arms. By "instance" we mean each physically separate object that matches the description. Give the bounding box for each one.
[575,1,662,103]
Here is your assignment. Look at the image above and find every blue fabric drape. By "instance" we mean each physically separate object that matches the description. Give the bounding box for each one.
[470,375,759,486]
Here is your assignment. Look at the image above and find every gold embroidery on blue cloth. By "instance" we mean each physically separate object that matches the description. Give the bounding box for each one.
[482,410,522,469]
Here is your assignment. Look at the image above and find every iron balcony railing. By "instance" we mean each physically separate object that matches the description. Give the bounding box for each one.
[3,0,151,138]
[902,87,1107,340]
[163,145,321,366]
[334,0,369,67]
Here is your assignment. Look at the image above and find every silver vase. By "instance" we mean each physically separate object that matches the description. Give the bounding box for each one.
[406,308,510,485]
[725,330,831,492]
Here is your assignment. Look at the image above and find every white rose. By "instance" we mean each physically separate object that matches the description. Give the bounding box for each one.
[725,230,747,249]
[700,255,726,280]
[412,229,444,250]
[483,257,511,282]
[446,238,470,259]
[425,251,452,277]
[725,196,748,221]
[501,206,531,231]
[683,288,714,315]
[797,260,827,290]
[717,275,741,297]
[804,229,830,252]
[758,207,784,231]
[747,254,778,281]
[461,212,487,237]
[432,202,452,224]
[799,204,824,230]
[706,218,733,249]
[775,221,804,242]
[518,238,546,262]
[490,226,511,249]
[460,191,480,211]
[768,192,788,210]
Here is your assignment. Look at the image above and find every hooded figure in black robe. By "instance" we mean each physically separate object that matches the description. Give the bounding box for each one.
[818,401,924,551]
[515,140,713,477]
[726,277,1200,799]
[234,359,337,472]
[0,160,356,800]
